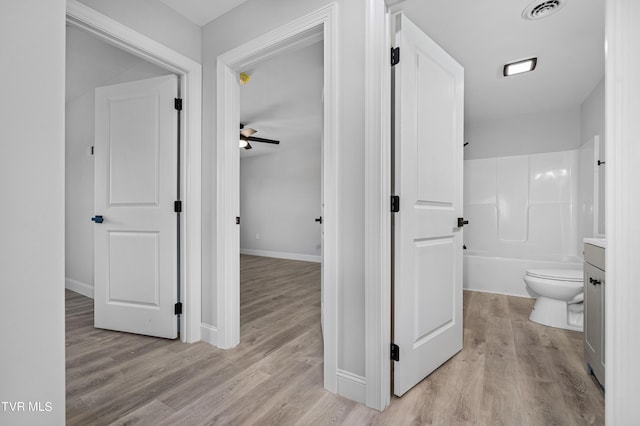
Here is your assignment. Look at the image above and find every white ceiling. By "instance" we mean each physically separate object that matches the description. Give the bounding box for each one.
[399,0,605,121]
[239,41,324,158]
[159,0,250,26]
[164,0,604,124]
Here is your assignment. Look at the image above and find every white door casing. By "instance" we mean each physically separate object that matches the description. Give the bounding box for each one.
[216,3,338,394]
[392,13,464,396]
[94,75,179,339]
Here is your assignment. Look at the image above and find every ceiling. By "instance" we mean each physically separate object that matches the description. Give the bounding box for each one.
[165,0,604,124]
[239,41,324,158]
[399,0,605,121]
[159,0,250,27]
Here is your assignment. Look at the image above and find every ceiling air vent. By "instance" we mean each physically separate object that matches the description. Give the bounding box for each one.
[522,0,566,20]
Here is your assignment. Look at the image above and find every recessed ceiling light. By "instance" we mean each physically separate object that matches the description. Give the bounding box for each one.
[503,58,537,77]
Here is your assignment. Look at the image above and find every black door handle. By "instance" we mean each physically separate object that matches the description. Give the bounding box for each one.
[457,217,468,227]
[91,215,104,224]
[315,217,323,224]
[589,277,602,286]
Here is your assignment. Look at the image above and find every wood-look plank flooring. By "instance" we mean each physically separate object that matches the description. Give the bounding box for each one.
[66,255,604,425]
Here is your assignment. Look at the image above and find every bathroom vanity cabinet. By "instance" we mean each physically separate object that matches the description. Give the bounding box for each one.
[584,241,605,389]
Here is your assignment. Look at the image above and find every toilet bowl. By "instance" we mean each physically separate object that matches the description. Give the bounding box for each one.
[523,268,584,332]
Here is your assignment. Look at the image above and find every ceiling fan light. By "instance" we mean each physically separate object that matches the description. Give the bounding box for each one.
[239,138,249,148]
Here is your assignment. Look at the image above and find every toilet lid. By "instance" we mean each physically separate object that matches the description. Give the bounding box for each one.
[526,269,583,282]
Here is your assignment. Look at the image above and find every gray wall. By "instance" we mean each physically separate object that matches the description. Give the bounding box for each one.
[202,0,367,376]
[65,28,169,293]
[240,146,321,258]
[0,0,66,424]
[78,0,202,63]
[581,77,606,235]
[464,106,582,160]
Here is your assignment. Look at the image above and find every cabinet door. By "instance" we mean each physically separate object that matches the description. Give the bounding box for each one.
[584,262,605,386]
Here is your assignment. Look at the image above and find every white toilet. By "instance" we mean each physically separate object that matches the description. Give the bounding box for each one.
[523,268,584,332]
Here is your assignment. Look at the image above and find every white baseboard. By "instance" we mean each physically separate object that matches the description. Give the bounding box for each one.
[200,323,218,346]
[336,369,366,404]
[240,248,321,263]
[65,278,93,299]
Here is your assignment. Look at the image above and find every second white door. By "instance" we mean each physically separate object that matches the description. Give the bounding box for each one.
[93,75,179,339]
[392,13,465,397]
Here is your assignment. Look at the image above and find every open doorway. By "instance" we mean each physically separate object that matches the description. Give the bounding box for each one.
[215,4,338,393]
[237,40,324,352]
[65,24,181,336]
[64,1,203,343]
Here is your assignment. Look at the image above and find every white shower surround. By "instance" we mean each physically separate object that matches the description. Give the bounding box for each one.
[463,149,588,296]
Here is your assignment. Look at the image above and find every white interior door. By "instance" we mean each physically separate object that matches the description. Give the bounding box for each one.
[94,75,179,339]
[392,13,464,397]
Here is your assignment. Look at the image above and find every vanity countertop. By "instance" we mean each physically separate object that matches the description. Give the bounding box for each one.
[584,238,607,249]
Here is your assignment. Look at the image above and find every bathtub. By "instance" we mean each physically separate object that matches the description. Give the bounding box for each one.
[463,251,583,298]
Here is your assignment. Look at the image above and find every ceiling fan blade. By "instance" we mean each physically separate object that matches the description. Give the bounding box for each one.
[247,136,280,145]
[240,126,257,137]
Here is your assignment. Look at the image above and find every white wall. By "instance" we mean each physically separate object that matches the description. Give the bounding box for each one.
[77,0,202,63]
[65,28,169,296]
[464,150,579,259]
[240,146,321,260]
[464,106,582,160]
[581,78,605,236]
[202,0,367,377]
[0,0,66,424]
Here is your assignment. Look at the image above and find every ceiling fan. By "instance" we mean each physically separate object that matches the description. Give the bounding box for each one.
[239,124,280,150]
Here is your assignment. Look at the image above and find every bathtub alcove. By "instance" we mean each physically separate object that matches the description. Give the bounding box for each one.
[463,144,601,298]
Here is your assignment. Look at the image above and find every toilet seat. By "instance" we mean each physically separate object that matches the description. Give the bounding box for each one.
[525,269,583,282]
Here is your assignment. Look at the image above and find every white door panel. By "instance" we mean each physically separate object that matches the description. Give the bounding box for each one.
[393,13,464,397]
[108,95,160,206]
[94,75,178,339]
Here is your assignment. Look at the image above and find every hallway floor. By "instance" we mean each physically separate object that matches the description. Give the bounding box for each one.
[66,255,604,425]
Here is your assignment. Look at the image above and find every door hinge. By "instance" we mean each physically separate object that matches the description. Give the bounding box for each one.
[391,47,400,66]
[90,146,94,155]
[174,200,182,213]
[391,195,400,213]
[174,302,183,315]
[174,98,183,111]
[236,216,240,225]
[457,217,469,227]
[391,343,400,361]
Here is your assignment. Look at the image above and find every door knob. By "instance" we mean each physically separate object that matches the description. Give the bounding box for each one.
[315,217,323,224]
[91,215,104,224]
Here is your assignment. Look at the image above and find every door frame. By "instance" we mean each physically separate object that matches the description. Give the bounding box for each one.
[66,0,203,343]
[364,0,392,411]
[605,0,640,423]
[215,3,338,392]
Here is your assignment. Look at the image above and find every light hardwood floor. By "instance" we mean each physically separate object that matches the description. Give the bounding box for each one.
[66,255,604,425]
